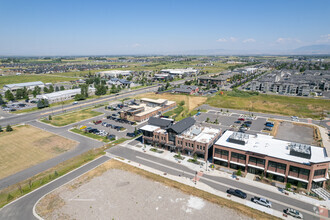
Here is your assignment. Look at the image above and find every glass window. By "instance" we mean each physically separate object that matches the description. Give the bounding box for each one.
[314,169,326,176]
[268,161,276,167]
[232,152,238,158]
[249,157,257,163]
[299,168,310,176]
[221,150,229,156]
[239,154,246,160]
[289,166,299,173]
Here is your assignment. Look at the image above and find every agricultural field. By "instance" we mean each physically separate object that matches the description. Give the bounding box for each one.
[0,125,77,179]
[41,107,103,127]
[206,90,330,119]
[134,93,207,120]
[0,75,79,88]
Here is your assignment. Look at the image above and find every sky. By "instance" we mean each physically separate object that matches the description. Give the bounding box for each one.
[0,0,330,56]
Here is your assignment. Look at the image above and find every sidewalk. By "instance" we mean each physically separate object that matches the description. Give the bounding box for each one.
[123,142,330,209]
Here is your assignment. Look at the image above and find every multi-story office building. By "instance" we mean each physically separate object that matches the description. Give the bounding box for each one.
[213,131,330,190]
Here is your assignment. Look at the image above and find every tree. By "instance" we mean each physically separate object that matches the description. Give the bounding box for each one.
[285,183,291,190]
[0,125,3,132]
[60,85,65,91]
[179,100,185,106]
[165,82,171,90]
[55,86,60,92]
[48,115,52,120]
[43,87,49,93]
[80,84,89,98]
[5,90,15,101]
[0,96,4,105]
[215,118,218,124]
[206,117,209,123]
[268,173,273,182]
[37,99,49,109]
[32,86,41,97]
[193,153,198,162]
[49,85,54,93]
[134,127,138,136]
[6,124,13,132]
[236,169,242,176]
[37,100,44,109]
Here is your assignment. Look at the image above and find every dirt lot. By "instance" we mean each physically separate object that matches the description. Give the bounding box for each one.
[36,160,251,220]
[135,93,207,112]
[0,125,77,179]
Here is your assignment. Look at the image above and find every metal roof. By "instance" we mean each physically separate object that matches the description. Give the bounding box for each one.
[148,117,173,128]
[4,81,44,88]
[167,117,196,134]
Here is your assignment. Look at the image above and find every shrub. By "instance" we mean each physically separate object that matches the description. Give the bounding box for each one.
[286,183,291,190]
[236,169,242,176]
[6,124,13,132]
[7,193,13,201]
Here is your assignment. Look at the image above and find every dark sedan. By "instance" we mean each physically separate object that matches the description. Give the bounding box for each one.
[226,188,247,199]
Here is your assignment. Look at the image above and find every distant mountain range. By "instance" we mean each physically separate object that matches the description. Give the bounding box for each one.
[178,44,330,56]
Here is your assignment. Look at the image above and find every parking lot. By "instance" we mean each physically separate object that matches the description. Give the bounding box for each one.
[195,110,267,135]
[275,121,315,145]
[1,100,37,112]
[76,101,147,141]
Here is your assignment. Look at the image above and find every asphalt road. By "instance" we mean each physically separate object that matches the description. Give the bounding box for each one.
[0,85,160,127]
[0,155,110,220]
[107,146,329,220]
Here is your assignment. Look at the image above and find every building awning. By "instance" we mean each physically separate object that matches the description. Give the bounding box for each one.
[313,178,327,183]
[288,176,309,183]
[267,170,285,177]
[214,157,228,162]
[247,164,265,170]
[229,161,246,167]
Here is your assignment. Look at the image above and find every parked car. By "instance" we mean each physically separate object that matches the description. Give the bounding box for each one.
[88,128,98,133]
[86,127,93,132]
[265,122,274,127]
[127,132,136,137]
[284,208,303,219]
[102,122,108,127]
[106,115,112,119]
[18,103,26,107]
[105,123,112,127]
[238,118,245,121]
[251,197,272,208]
[244,121,252,125]
[10,108,17,112]
[264,127,272,131]
[291,116,299,121]
[239,127,248,132]
[112,113,118,117]
[226,189,247,199]
[107,134,116,140]
[94,120,102,125]
[234,120,242,124]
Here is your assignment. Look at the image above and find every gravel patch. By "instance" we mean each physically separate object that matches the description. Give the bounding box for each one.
[37,169,251,220]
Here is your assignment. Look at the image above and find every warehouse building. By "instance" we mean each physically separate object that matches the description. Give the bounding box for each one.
[213,131,330,191]
[36,86,95,103]
[160,68,197,78]
[97,70,132,78]
[3,81,45,92]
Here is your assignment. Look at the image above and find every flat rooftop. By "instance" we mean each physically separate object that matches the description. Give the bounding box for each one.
[4,81,44,88]
[140,98,168,105]
[135,104,161,117]
[215,131,330,165]
[140,125,160,132]
[178,125,221,144]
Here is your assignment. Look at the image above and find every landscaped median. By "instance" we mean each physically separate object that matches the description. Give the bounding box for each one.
[70,128,110,142]
[40,106,104,127]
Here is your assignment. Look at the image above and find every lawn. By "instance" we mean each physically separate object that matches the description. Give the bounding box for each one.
[0,75,79,87]
[207,90,330,119]
[134,93,207,120]
[41,107,103,126]
[0,125,77,180]
[70,128,110,142]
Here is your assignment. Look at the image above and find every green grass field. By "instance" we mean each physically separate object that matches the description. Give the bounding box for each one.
[0,75,79,87]
[41,107,103,126]
[206,90,330,119]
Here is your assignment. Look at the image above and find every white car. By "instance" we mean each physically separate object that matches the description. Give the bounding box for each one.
[285,208,303,219]
[291,116,299,121]
[251,197,272,208]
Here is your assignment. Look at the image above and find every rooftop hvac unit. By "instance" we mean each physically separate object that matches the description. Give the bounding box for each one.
[289,143,311,159]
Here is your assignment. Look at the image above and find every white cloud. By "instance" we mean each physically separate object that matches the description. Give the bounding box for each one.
[216,37,237,42]
[243,38,256,43]
[275,38,301,44]
[316,34,330,43]
[229,37,237,42]
[216,38,227,42]
[132,43,141,48]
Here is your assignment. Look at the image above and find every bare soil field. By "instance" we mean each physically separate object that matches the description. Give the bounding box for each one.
[0,125,77,179]
[36,160,275,220]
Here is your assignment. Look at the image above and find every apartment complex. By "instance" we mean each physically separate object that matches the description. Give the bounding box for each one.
[247,70,330,96]
[119,98,176,122]
[213,131,330,190]
[141,117,221,160]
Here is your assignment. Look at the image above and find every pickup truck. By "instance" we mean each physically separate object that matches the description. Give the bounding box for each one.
[251,197,272,208]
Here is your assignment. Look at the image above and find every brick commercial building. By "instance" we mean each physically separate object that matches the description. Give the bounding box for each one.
[119,98,176,122]
[141,117,221,161]
[213,131,330,191]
